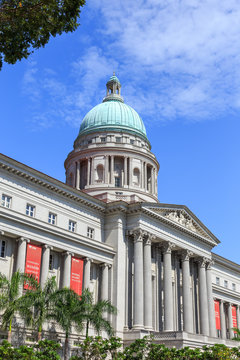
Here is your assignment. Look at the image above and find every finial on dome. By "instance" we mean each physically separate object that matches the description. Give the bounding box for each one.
[103,74,124,103]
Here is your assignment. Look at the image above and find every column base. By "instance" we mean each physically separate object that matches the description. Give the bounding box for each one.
[132,324,144,330]
[144,326,153,331]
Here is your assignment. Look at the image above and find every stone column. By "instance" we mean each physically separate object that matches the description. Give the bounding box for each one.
[228,303,234,339]
[237,305,240,330]
[62,251,72,288]
[15,237,29,272]
[91,157,95,185]
[131,229,144,329]
[181,250,193,333]
[40,244,52,288]
[110,155,114,185]
[101,263,109,301]
[129,158,133,186]
[141,161,144,189]
[163,241,175,331]
[220,300,226,339]
[87,158,90,186]
[151,167,154,193]
[144,234,155,330]
[76,161,80,190]
[144,163,147,191]
[83,258,92,290]
[198,257,209,336]
[206,260,216,337]
[105,156,109,184]
[124,156,128,186]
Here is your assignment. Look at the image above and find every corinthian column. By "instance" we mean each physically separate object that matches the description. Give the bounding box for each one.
[62,251,73,288]
[40,244,52,288]
[228,303,234,339]
[101,263,109,301]
[163,241,175,331]
[16,237,29,272]
[181,250,193,333]
[206,260,216,337]
[144,234,155,330]
[198,257,209,335]
[220,300,226,339]
[131,229,144,329]
[83,258,92,290]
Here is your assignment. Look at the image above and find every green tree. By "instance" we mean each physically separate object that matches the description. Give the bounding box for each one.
[22,276,58,341]
[0,271,33,343]
[0,0,85,70]
[48,288,85,360]
[82,289,117,338]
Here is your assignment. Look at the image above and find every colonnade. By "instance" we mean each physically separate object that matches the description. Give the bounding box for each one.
[128,230,217,337]
[73,156,157,194]
[15,237,111,297]
[217,300,240,339]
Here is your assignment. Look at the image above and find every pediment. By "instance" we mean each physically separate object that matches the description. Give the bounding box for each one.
[142,204,220,245]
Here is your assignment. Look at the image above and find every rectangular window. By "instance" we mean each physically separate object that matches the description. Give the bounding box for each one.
[69,220,76,232]
[232,283,236,291]
[130,139,134,145]
[48,212,56,225]
[101,137,106,143]
[87,227,94,239]
[1,194,11,208]
[116,137,121,143]
[0,240,6,258]
[115,177,120,187]
[26,204,35,217]
[224,280,228,288]
[216,277,220,285]
[49,254,54,270]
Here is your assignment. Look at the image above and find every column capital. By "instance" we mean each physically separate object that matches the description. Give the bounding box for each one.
[0,230,4,236]
[100,262,109,269]
[42,244,53,250]
[162,241,175,254]
[180,249,193,261]
[197,256,208,268]
[206,259,214,269]
[85,257,93,263]
[17,237,30,244]
[62,251,74,257]
[129,228,146,242]
[144,232,156,245]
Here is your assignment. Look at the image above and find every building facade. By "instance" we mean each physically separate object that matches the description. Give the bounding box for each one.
[0,75,240,350]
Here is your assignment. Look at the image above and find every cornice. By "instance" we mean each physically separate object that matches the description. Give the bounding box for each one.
[0,154,106,213]
[212,252,240,272]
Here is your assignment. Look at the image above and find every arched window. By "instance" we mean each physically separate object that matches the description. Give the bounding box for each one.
[96,164,104,181]
[133,168,140,186]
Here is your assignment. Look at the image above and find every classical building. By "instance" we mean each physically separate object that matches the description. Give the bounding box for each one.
[0,74,240,350]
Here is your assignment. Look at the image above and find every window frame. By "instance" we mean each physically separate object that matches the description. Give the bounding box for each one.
[48,212,57,225]
[87,227,94,239]
[224,280,228,288]
[0,239,6,258]
[216,277,220,285]
[26,203,35,217]
[1,194,11,208]
[49,253,54,271]
[68,220,76,232]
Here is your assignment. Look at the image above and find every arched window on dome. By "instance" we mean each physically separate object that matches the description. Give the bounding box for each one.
[96,164,104,182]
[133,168,140,186]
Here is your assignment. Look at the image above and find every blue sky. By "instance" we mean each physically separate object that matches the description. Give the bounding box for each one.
[1,0,240,263]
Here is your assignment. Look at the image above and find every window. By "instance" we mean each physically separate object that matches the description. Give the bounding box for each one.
[0,240,6,258]
[224,280,228,288]
[115,177,120,187]
[1,194,11,208]
[26,204,35,217]
[88,139,92,144]
[101,137,106,143]
[87,227,94,239]
[49,254,54,270]
[130,139,134,145]
[216,277,220,285]
[116,137,121,143]
[232,283,236,291]
[48,212,56,225]
[69,220,76,232]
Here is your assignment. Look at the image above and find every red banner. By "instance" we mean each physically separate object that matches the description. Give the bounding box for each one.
[232,306,237,330]
[70,257,84,295]
[24,244,42,288]
[214,300,221,330]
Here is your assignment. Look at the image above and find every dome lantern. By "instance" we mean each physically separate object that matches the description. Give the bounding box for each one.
[103,72,124,103]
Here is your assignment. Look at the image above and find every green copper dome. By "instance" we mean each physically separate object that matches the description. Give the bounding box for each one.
[77,75,148,141]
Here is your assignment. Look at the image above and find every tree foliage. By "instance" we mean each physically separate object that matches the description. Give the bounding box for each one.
[0,0,85,70]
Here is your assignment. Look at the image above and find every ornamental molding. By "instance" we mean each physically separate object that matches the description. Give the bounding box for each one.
[180,249,193,261]
[162,241,176,254]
